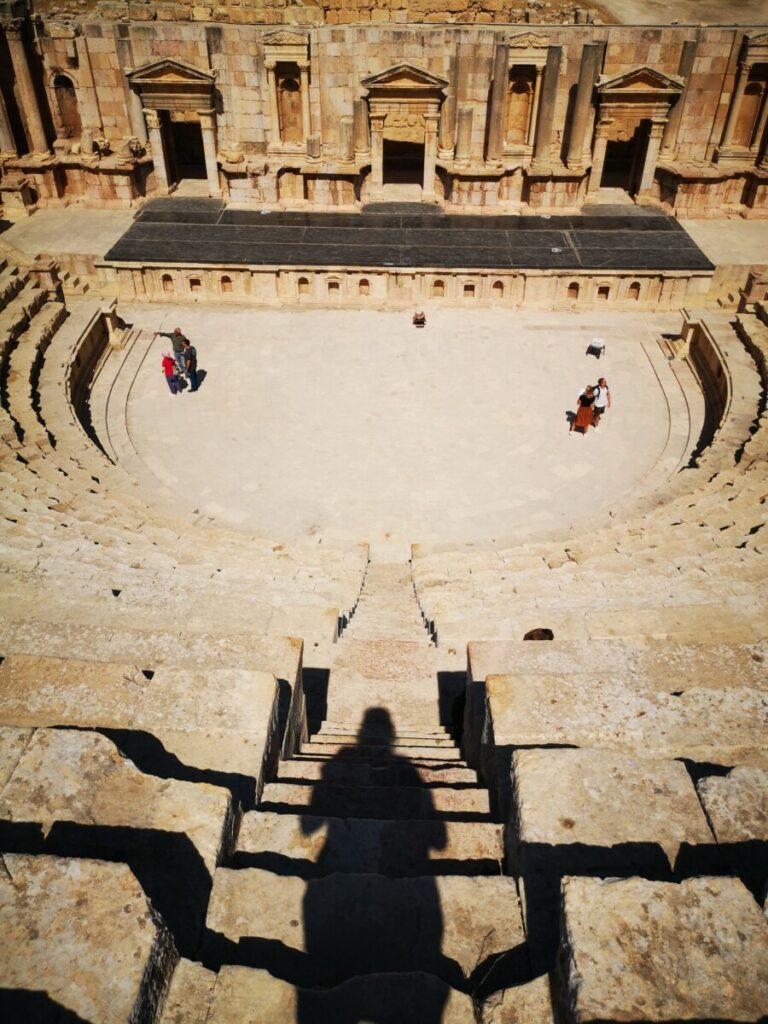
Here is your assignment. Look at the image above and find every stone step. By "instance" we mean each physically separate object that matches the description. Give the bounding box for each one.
[309,720,452,738]
[259,782,490,819]
[311,729,456,747]
[205,868,525,989]
[206,965,477,1023]
[298,741,462,761]
[235,810,504,876]
[281,757,474,781]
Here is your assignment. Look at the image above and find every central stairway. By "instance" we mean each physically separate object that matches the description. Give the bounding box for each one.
[203,561,530,1020]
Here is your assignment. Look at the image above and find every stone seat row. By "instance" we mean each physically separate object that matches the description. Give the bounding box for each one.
[0,274,369,628]
[412,314,767,647]
[4,852,766,1024]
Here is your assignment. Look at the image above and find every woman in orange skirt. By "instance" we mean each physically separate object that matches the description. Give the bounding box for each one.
[570,385,595,434]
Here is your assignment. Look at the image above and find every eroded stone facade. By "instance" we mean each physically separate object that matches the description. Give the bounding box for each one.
[0,0,767,217]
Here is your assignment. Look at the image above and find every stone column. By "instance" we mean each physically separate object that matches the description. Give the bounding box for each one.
[370,113,385,194]
[527,65,544,146]
[199,109,221,197]
[265,60,280,145]
[0,88,16,154]
[353,98,370,156]
[455,105,473,163]
[422,112,439,199]
[566,42,603,170]
[751,88,768,164]
[299,61,311,142]
[340,116,354,161]
[75,33,104,135]
[660,39,696,158]
[486,43,509,161]
[3,18,48,154]
[720,61,752,149]
[587,120,609,193]
[637,119,665,196]
[532,45,562,166]
[438,94,456,156]
[126,85,148,145]
[144,108,169,193]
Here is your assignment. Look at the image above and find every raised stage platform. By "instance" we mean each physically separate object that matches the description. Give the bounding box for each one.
[100,198,715,310]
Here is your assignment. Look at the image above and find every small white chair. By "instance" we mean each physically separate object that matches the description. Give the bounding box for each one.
[587,336,606,359]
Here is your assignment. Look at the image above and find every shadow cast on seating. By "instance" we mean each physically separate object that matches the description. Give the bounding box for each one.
[202,706,533,1021]
[96,727,257,807]
[0,818,212,960]
[0,989,91,1023]
[303,667,330,724]
[437,671,466,741]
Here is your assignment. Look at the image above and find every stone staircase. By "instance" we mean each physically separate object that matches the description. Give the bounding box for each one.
[199,560,533,1018]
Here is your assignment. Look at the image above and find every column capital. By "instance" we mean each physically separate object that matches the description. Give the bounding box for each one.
[738,60,754,75]
[143,108,160,130]
[264,59,277,71]
[197,108,216,125]
[1,17,25,40]
[370,114,386,132]
[423,113,440,133]
[534,64,544,77]
[297,60,310,72]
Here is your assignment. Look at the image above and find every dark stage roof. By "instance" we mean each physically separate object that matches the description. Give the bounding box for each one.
[104,198,714,272]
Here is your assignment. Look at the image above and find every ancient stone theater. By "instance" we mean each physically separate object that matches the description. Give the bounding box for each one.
[0,0,767,1019]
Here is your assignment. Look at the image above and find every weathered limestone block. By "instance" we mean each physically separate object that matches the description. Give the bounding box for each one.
[508,747,716,971]
[0,728,235,875]
[0,655,281,802]
[485,674,767,767]
[555,876,768,1023]
[0,854,177,1023]
[206,868,524,985]
[207,965,476,1023]
[0,726,32,790]
[510,748,714,872]
[481,976,554,1023]
[697,764,768,896]
[160,959,217,1024]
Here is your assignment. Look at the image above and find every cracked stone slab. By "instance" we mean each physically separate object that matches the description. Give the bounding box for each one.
[0,726,32,791]
[159,959,217,1024]
[555,876,768,1023]
[482,976,554,1023]
[0,728,234,874]
[206,965,476,1023]
[0,853,177,1023]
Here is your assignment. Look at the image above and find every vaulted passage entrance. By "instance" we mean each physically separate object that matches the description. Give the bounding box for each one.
[383,139,425,186]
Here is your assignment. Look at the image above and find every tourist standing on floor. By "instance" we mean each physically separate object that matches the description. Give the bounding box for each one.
[570,385,596,435]
[161,352,179,395]
[592,377,611,427]
[183,338,199,392]
[155,327,188,375]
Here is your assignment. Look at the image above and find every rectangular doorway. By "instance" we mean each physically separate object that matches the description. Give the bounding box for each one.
[383,139,424,186]
[600,121,650,196]
[168,119,207,183]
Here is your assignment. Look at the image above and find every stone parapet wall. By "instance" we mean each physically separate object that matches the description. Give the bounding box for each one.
[99,260,713,310]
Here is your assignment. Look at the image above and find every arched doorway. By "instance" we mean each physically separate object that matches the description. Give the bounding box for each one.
[53,74,81,138]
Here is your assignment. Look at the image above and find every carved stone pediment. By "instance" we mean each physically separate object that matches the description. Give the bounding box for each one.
[597,65,684,95]
[505,32,549,49]
[362,63,449,92]
[745,31,768,62]
[126,59,215,113]
[127,59,215,87]
[262,29,309,47]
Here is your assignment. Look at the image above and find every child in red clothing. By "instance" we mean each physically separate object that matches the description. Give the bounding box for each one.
[162,352,179,394]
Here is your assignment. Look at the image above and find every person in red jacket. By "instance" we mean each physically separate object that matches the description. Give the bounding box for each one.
[161,352,179,394]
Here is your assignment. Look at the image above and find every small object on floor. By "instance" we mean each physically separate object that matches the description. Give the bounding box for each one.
[587,337,606,359]
[412,311,426,328]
